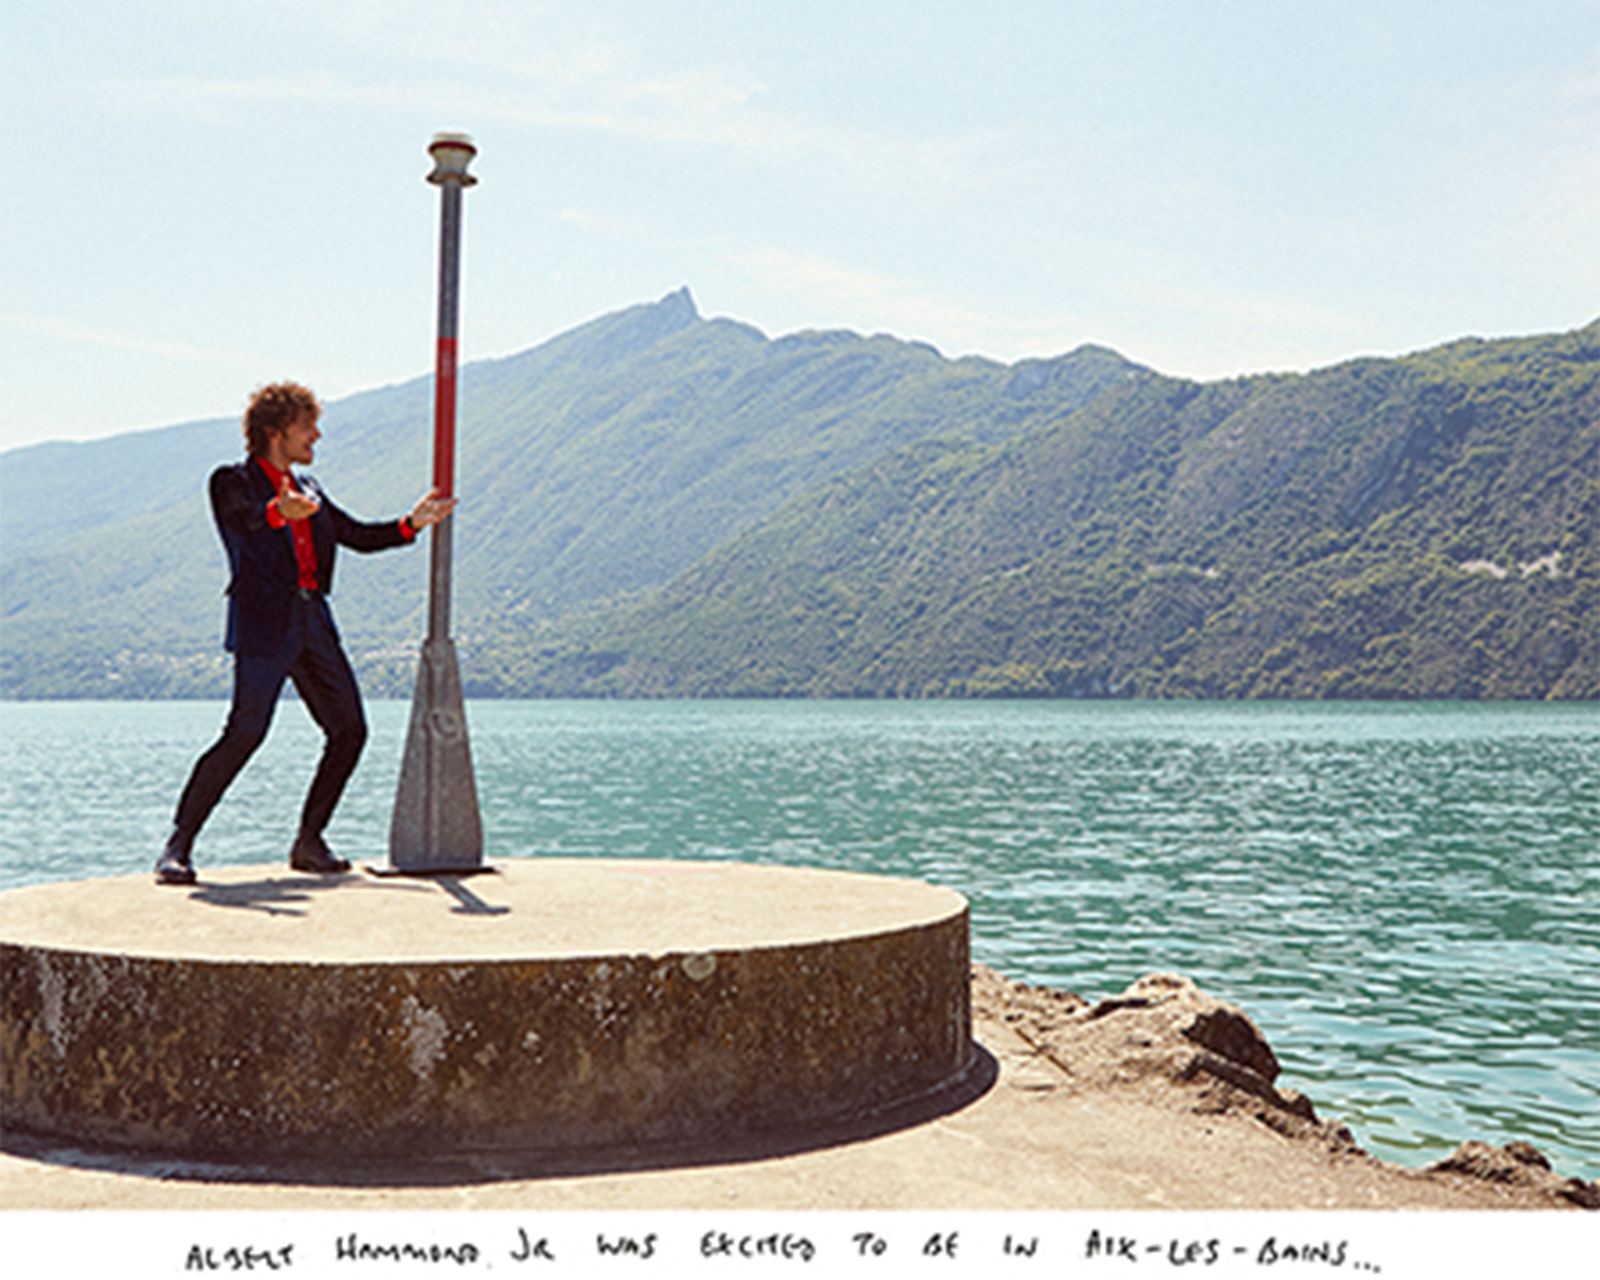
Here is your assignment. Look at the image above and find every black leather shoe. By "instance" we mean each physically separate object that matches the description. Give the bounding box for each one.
[289,832,351,874]
[155,830,197,885]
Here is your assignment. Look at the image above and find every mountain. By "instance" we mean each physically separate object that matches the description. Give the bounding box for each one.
[0,288,1145,697]
[467,320,1598,701]
[2,294,1592,701]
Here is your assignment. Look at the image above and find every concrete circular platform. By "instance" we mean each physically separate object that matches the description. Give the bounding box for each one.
[0,859,971,1163]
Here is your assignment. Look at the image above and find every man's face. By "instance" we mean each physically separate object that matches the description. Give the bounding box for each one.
[278,411,322,466]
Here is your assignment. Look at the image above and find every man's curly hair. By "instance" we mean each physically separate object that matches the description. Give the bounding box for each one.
[243,382,319,457]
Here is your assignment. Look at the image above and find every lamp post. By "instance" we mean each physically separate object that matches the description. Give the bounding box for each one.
[387,131,484,874]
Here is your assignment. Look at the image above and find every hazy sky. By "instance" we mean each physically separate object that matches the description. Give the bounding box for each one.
[2,0,1596,451]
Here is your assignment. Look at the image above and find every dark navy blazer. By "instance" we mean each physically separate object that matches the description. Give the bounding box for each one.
[209,459,411,657]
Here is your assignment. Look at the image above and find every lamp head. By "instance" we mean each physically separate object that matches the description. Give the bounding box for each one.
[427,132,478,186]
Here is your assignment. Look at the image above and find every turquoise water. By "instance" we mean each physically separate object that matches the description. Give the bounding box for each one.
[2,698,1596,1181]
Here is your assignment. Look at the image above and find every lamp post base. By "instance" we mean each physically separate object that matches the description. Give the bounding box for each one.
[389,635,484,873]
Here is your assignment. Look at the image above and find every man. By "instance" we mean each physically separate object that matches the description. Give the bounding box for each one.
[156,382,456,885]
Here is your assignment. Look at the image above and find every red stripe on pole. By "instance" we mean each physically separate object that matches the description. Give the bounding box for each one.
[433,336,458,497]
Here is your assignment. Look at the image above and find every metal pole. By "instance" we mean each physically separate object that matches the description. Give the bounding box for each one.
[428,167,465,643]
[387,132,484,875]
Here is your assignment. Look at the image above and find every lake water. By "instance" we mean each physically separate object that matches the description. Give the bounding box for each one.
[2,698,1595,1181]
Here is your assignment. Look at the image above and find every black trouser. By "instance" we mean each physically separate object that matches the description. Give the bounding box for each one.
[174,593,368,843]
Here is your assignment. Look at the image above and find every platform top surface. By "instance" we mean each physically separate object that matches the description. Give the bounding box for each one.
[0,859,966,964]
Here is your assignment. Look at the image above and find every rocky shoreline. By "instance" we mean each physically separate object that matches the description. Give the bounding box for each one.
[975,965,1598,1210]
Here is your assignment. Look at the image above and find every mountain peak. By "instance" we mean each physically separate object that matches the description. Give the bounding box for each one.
[555,286,701,371]
[659,285,698,321]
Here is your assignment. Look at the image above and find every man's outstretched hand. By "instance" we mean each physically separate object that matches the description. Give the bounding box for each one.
[277,476,322,521]
[408,490,458,531]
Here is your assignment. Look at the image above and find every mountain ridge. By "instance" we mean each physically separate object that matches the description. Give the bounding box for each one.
[1,294,1592,700]
[0,289,1146,696]
[462,318,1597,701]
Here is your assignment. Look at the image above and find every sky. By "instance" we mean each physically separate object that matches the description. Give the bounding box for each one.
[1,0,1596,452]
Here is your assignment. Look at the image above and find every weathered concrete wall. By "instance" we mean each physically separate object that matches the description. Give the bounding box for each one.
[2,911,970,1160]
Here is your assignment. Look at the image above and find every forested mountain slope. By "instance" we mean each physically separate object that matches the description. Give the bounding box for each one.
[468,321,1597,701]
[0,289,1141,697]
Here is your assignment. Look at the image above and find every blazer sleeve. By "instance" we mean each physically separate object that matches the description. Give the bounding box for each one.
[209,464,274,534]
[312,485,413,554]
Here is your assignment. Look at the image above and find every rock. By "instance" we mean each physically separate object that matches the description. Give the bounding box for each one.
[1088,973,1283,1083]
[973,967,1352,1148]
[1428,1141,1600,1209]
[975,965,1596,1208]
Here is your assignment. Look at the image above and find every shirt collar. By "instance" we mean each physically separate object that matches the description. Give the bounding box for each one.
[253,455,293,490]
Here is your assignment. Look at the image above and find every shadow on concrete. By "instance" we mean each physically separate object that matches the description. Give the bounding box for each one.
[0,1048,998,1189]
[435,876,511,917]
[185,874,441,918]
[186,876,351,918]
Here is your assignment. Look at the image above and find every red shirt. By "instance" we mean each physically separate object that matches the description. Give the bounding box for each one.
[256,457,320,590]
[256,457,415,591]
